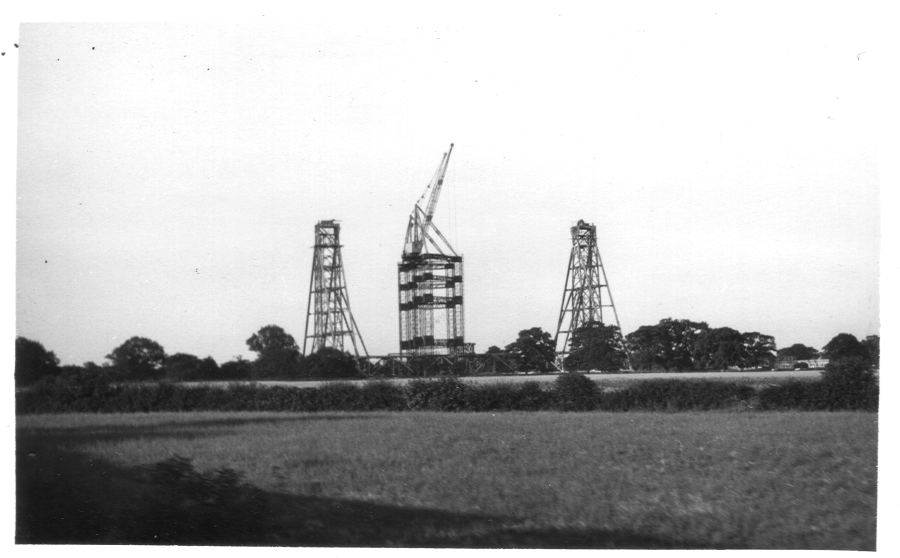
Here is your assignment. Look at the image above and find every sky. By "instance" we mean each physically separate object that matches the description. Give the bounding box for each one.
[11,4,884,366]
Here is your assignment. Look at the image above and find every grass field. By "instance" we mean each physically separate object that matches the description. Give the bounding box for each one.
[17,411,877,548]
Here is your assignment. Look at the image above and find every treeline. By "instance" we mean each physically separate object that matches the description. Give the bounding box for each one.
[17,364,877,415]
[15,320,881,387]
[492,319,879,373]
[15,325,358,388]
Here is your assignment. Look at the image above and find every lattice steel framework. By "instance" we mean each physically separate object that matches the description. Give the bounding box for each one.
[303,220,368,357]
[554,219,630,366]
[398,144,465,356]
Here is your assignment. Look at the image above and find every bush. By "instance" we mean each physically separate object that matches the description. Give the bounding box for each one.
[758,357,878,411]
[405,377,470,411]
[358,381,407,410]
[601,380,755,411]
[513,381,556,410]
[461,383,521,411]
[312,382,364,410]
[554,373,599,411]
[15,372,877,414]
[757,381,827,410]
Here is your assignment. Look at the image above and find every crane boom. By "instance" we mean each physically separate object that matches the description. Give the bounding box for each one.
[405,143,455,256]
[422,143,454,226]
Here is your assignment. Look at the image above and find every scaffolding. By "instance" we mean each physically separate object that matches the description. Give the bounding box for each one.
[554,219,630,367]
[398,144,465,355]
[303,220,368,358]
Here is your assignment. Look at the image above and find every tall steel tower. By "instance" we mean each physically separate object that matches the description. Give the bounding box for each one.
[398,144,465,356]
[303,220,368,358]
[554,219,629,366]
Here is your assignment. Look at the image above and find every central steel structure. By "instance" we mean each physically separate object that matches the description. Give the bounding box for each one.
[303,219,368,357]
[554,219,630,366]
[398,144,465,355]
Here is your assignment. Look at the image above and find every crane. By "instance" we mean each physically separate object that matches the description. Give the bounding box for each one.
[403,143,456,257]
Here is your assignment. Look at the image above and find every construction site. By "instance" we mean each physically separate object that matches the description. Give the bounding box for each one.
[302,144,629,376]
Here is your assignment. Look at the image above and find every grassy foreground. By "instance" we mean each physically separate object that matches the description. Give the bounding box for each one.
[17,411,877,549]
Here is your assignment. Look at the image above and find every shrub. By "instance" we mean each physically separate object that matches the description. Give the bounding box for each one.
[358,381,407,410]
[313,382,364,410]
[757,381,827,410]
[15,373,876,414]
[757,357,878,411]
[554,372,599,411]
[461,383,521,411]
[405,377,470,411]
[601,380,754,411]
[512,381,556,410]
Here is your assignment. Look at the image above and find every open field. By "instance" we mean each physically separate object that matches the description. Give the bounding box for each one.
[17,411,876,548]
[181,368,823,390]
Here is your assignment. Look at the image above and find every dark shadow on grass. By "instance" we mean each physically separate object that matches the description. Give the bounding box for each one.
[16,436,719,548]
[17,413,389,446]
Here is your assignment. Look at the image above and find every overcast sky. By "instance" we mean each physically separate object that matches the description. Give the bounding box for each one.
[14,4,881,366]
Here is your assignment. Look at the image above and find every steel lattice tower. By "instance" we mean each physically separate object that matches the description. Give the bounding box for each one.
[398,144,465,356]
[303,220,368,358]
[554,219,630,367]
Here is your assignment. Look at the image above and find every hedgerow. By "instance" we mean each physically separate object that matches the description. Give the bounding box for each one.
[15,372,877,414]
[599,380,755,411]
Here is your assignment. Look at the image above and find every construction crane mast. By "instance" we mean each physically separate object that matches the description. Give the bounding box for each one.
[398,144,466,356]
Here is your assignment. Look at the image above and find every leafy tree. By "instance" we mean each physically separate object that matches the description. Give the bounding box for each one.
[15,337,60,386]
[486,345,503,354]
[776,343,820,361]
[625,318,709,371]
[164,353,219,381]
[822,333,869,362]
[741,332,776,369]
[692,327,744,370]
[504,327,556,372]
[106,336,166,380]
[303,347,359,379]
[246,325,302,378]
[658,318,709,370]
[563,321,627,372]
[219,357,253,380]
[862,335,879,368]
[625,325,667,371]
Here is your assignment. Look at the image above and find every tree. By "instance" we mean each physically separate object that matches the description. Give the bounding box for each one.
[625,324,667,371]
[563,321,627,372]
[164,353,219,381]
[504,327,556,372]
[624,318,709,371]
[246,325,302,378]
[15,337,60,386]
[862,335,879,368]
[692,327,745,370]
[219,357,253,380]
[106,336,166,380]
[486,345,503,354]
[303,347,359,379]
[776,343,820,361]
[658,318,709,370]
[741,332,776,369]
[822,333,869,362]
